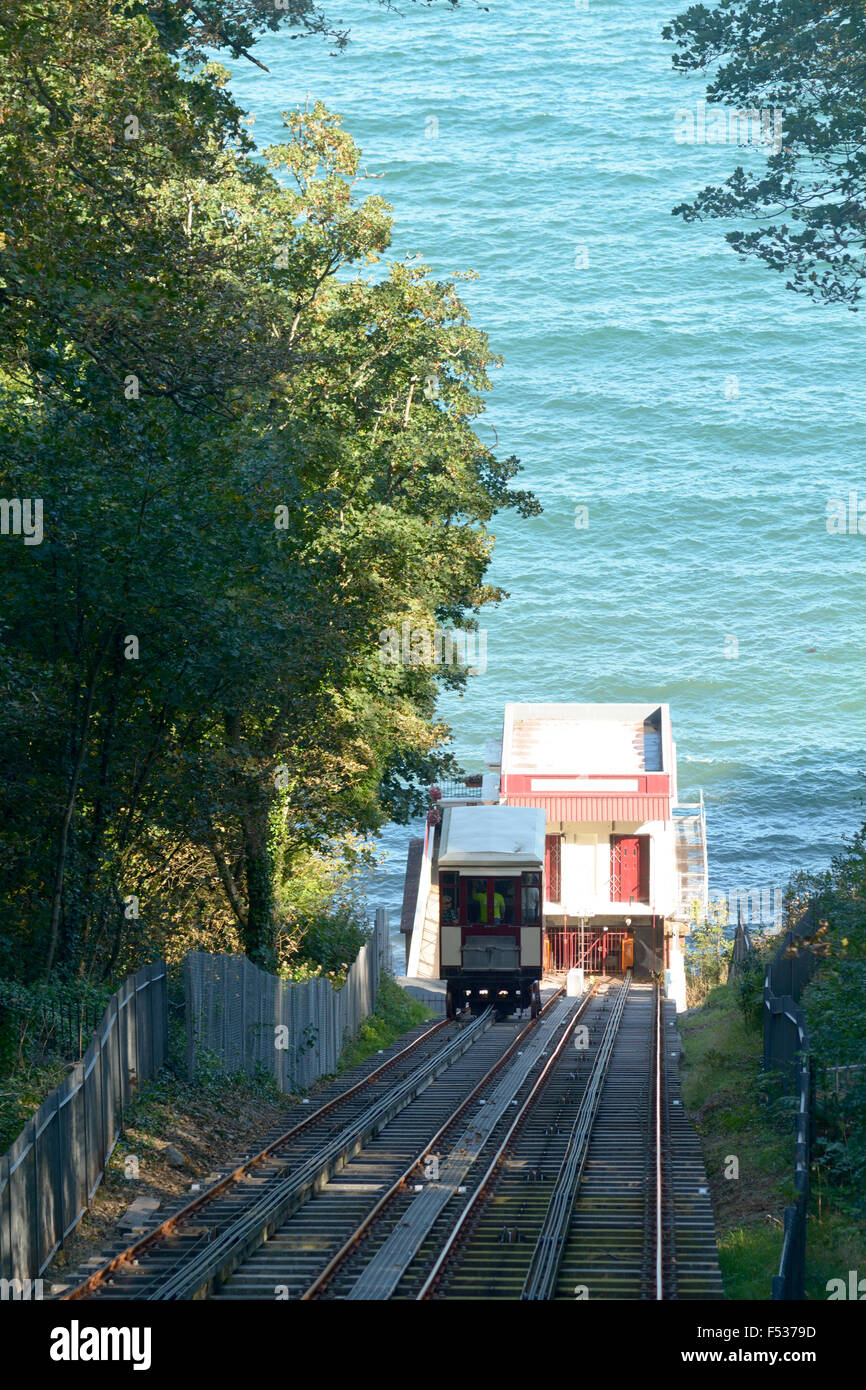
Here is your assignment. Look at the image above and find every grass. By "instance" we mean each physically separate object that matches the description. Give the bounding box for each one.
[804,1191,866,1299]
[679,978,866,1300]
[678,982,793,1299]
[337,974,432,1073]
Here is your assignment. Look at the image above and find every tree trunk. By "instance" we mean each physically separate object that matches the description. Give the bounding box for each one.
[242,823,276,970]
[78,643,124,970]
[224,710,277,971]
[45,625,118,980]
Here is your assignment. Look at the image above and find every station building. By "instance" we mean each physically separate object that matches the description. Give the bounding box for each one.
[402,701,707,988]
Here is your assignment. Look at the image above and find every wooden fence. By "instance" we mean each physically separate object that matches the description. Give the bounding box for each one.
[184,909,389,1093]
[0,961,167,1286]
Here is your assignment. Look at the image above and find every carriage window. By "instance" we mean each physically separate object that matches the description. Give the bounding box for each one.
[493,879,516,925]
[440,872,459,924]
[467,877,488,924]
[521,872,541,925]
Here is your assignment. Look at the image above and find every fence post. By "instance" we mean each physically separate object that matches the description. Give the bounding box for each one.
[0,1151,10,1281]
[184,955,196,1082]
[0,961,168,1282]
[375,907,388,984]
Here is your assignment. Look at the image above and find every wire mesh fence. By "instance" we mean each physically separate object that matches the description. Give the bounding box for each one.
[0,961,167,1286]
[1,912,391,1287]
[184,909,389,1093]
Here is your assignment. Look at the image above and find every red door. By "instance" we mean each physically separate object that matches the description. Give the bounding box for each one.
[611,836,647,903]
[545,835,561,903]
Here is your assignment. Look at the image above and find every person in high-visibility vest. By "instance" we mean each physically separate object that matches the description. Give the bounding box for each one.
[472,888,505,924]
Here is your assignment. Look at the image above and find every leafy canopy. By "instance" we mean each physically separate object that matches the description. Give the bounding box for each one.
[0,0,536,979]
[664,0,866,307]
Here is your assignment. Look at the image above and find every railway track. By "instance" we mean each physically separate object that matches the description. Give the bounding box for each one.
[65,994,571,1301]
[299,988,594,1301]
[421,976,721,1300]
[67,975,722,1302]
[62,1010,477,1300]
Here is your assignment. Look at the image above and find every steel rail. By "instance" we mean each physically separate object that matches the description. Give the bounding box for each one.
[63,1012,456,1301]
[343,998,583,1300]
[656,990,722,1299]
[520,972,632,1300]
[300,988,569,1301]
[654,979,664,1301]
[416,979,719,1302]
[415,981,602,1301]
[144,1007,495,1299]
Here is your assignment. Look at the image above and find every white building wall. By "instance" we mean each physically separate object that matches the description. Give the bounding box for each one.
[651,820,678,916]
[562,835,597,915]
[553,819,678,916]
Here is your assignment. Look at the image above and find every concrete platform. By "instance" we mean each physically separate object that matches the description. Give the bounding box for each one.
[396,977,447,1014]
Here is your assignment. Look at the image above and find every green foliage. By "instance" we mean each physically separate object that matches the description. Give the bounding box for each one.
[337,974,430,1073]
[285,910,369,982]
[0,1057,69,1154]
[799,835,866,1192]
[717,1225,788,1302]
[664,0,866,308]
[680,973,866,1295]
[805,961,866,1071]
[0,1,536,984]
[0,977,112,1068]
[272,901,371,984]
[272,841,372,982]
[189,1049,284,1103]
[140,0,461,64]
[678,982,789,1298]
[774,828,866,1197]
[0,974,120,1154]
[684,899,730,1006]
[734,933,773,1030]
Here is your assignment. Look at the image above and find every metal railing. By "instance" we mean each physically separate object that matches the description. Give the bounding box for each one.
[772,1019,810,1301]
[763,902,816,1079]
[544,930,627,974]
[763,903,816,1302]
[0,987,107,1065]
[672,789,708,920]
[0,961,168,1285]
[437,778,483,800]
[820,1063,866,1098]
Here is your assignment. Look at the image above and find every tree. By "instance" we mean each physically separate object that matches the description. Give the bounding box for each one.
[664,0,866,307]
[140,0,461,66]
[788,826,866,1186]
[0,1,537,979]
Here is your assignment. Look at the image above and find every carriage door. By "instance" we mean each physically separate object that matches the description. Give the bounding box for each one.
[611,835,647,904]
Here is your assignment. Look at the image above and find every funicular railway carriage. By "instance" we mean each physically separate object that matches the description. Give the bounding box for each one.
[437,805,546,1019]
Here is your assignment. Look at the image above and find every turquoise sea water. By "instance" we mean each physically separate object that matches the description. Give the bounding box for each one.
[225,1,866,954]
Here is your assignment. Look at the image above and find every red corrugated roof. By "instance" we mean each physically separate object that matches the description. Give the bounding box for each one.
[505,794,670,823]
